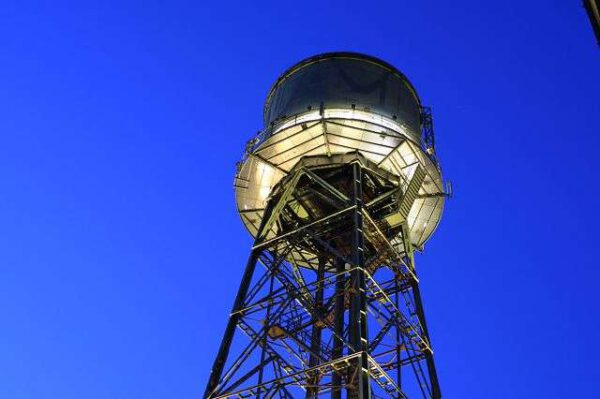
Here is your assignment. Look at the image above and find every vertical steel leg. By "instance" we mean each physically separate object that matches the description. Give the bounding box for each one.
[348,162,371,399]
[394,278,402,390]
[331,258,345,399]
[257,272,276,399]
[412,282,441,399]
[204,202,275,398]
[401,222,441,399]
[306,258,326,399]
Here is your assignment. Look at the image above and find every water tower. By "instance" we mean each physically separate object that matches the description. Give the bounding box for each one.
[205,52,450,399]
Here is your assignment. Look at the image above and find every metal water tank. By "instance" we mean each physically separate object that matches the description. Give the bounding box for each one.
[235,52,447,258]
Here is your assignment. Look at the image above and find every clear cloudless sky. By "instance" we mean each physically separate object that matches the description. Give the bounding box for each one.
[0,1,598,398]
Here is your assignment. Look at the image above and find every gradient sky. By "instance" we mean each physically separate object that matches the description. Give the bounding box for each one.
[1,1,599,398]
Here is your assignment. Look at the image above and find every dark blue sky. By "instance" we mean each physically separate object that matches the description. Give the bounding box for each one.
[1,1,598,398]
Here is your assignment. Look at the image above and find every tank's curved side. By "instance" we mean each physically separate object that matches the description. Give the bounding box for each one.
[234,112,445,252]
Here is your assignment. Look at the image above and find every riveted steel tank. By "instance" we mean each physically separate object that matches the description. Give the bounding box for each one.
[235,52,446,259]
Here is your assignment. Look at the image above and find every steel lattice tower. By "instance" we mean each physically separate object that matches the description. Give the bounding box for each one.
[205,53,450,399]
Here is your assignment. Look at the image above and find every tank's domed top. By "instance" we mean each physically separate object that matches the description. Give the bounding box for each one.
[264,52,423,144]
